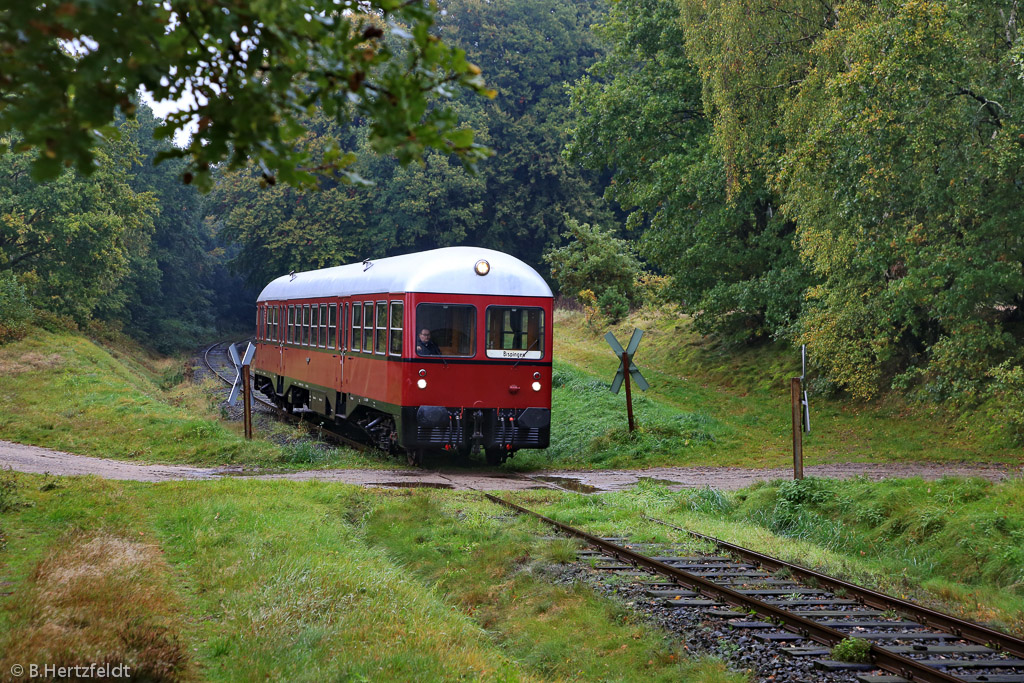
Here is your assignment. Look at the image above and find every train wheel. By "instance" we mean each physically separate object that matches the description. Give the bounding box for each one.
[406,449,423,467]
[484,448,505,466]
[452,446,472,466]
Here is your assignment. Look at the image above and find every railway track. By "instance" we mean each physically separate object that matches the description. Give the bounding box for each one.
[202,340,277,412]
[201,340,371,452]
[486,494,1024,683]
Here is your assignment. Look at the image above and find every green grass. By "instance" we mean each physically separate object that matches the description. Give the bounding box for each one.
[0,471,196,679]
[0,329,392,469]
[511,360,732,470]
[531,308,1020,470]
[0,472,744,682]
[3,469,1022,678]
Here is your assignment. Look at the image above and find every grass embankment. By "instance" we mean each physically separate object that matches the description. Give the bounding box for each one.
[516,476,1024,636]
[0,472,742,682]
[728,476,1024,633]
[518,308,1019,470]
[0,329,384,469]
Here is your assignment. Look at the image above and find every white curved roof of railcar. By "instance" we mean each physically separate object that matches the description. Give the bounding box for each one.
[257,247,553,302]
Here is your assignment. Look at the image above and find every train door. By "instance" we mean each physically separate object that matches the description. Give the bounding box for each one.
[327,301,338,389]
[284,304,294,381]
[340,301,348,387]
[277,304,284,376]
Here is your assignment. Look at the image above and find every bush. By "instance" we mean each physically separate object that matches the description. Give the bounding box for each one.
[984,360,1024,445]
[33,308,77,334]
[543,218,644,310]
[635,273,672,308]
[0,272,33,343]
[597,286,629,323]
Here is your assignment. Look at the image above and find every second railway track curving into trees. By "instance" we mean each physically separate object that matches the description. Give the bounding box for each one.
[201,340,370,452]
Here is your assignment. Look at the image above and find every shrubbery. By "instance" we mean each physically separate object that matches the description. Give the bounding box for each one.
[984,361,1024,445]
[543,218,643,324]
[0,272,33,344]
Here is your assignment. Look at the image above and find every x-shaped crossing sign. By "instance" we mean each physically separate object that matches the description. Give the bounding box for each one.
[605,330,649,394]
[227,342,255,406]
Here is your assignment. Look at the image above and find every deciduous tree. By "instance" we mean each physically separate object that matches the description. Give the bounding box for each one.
[0,127,155,322]
[567,0,810,342]
[778,0,1024,399]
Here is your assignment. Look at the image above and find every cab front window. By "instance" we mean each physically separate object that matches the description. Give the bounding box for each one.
[415,304,475,357]
[485,306,544,359]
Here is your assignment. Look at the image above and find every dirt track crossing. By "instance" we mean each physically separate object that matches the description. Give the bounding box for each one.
[1,439,1020,492]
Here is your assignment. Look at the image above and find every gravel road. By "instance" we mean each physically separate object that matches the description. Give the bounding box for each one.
[1,439,1019,492]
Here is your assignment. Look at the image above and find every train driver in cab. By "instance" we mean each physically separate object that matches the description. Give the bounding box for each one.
[417,328,441,356]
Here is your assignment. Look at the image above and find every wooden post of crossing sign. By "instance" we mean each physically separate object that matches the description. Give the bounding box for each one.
[605,329,649,432]
[228,342,256,440]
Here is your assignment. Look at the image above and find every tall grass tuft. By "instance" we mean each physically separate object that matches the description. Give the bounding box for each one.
[683,486,735,516]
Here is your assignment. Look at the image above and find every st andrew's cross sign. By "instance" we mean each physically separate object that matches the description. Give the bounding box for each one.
[604,329,649,432]
[228,342,256,440]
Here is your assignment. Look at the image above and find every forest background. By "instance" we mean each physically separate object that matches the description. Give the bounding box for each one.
[4,0,1024,442]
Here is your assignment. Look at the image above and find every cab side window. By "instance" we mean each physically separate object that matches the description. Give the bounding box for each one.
[415,304,476,357]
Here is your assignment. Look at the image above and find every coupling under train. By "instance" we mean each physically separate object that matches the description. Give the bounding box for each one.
[252,247,553,465]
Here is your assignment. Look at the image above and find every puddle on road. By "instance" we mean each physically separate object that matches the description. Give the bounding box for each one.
[532,476,603,494]
[367,481,454,489]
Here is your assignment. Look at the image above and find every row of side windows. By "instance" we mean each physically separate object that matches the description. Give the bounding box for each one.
[257,301,403,357]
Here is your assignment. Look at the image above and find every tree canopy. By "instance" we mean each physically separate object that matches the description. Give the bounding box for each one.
[0,0,494,189]
[209,0,614,287]
[543,218,642,322]
[567,0,810,344]
[0,125,155,321]
[569,0,1024,402]
[778,0,1024,400]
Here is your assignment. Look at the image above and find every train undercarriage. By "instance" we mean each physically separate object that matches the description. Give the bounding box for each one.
[252,373,550,466]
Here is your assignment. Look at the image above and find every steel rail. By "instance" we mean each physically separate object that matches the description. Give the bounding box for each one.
[486,494,974,683]
[202,341,371,451]
[202,341,277,411]
[646,515,1024,659]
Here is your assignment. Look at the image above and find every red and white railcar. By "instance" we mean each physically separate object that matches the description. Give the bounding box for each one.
[252,247,552,465]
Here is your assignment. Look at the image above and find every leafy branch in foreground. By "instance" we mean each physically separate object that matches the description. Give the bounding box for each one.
[0,0,495,189]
